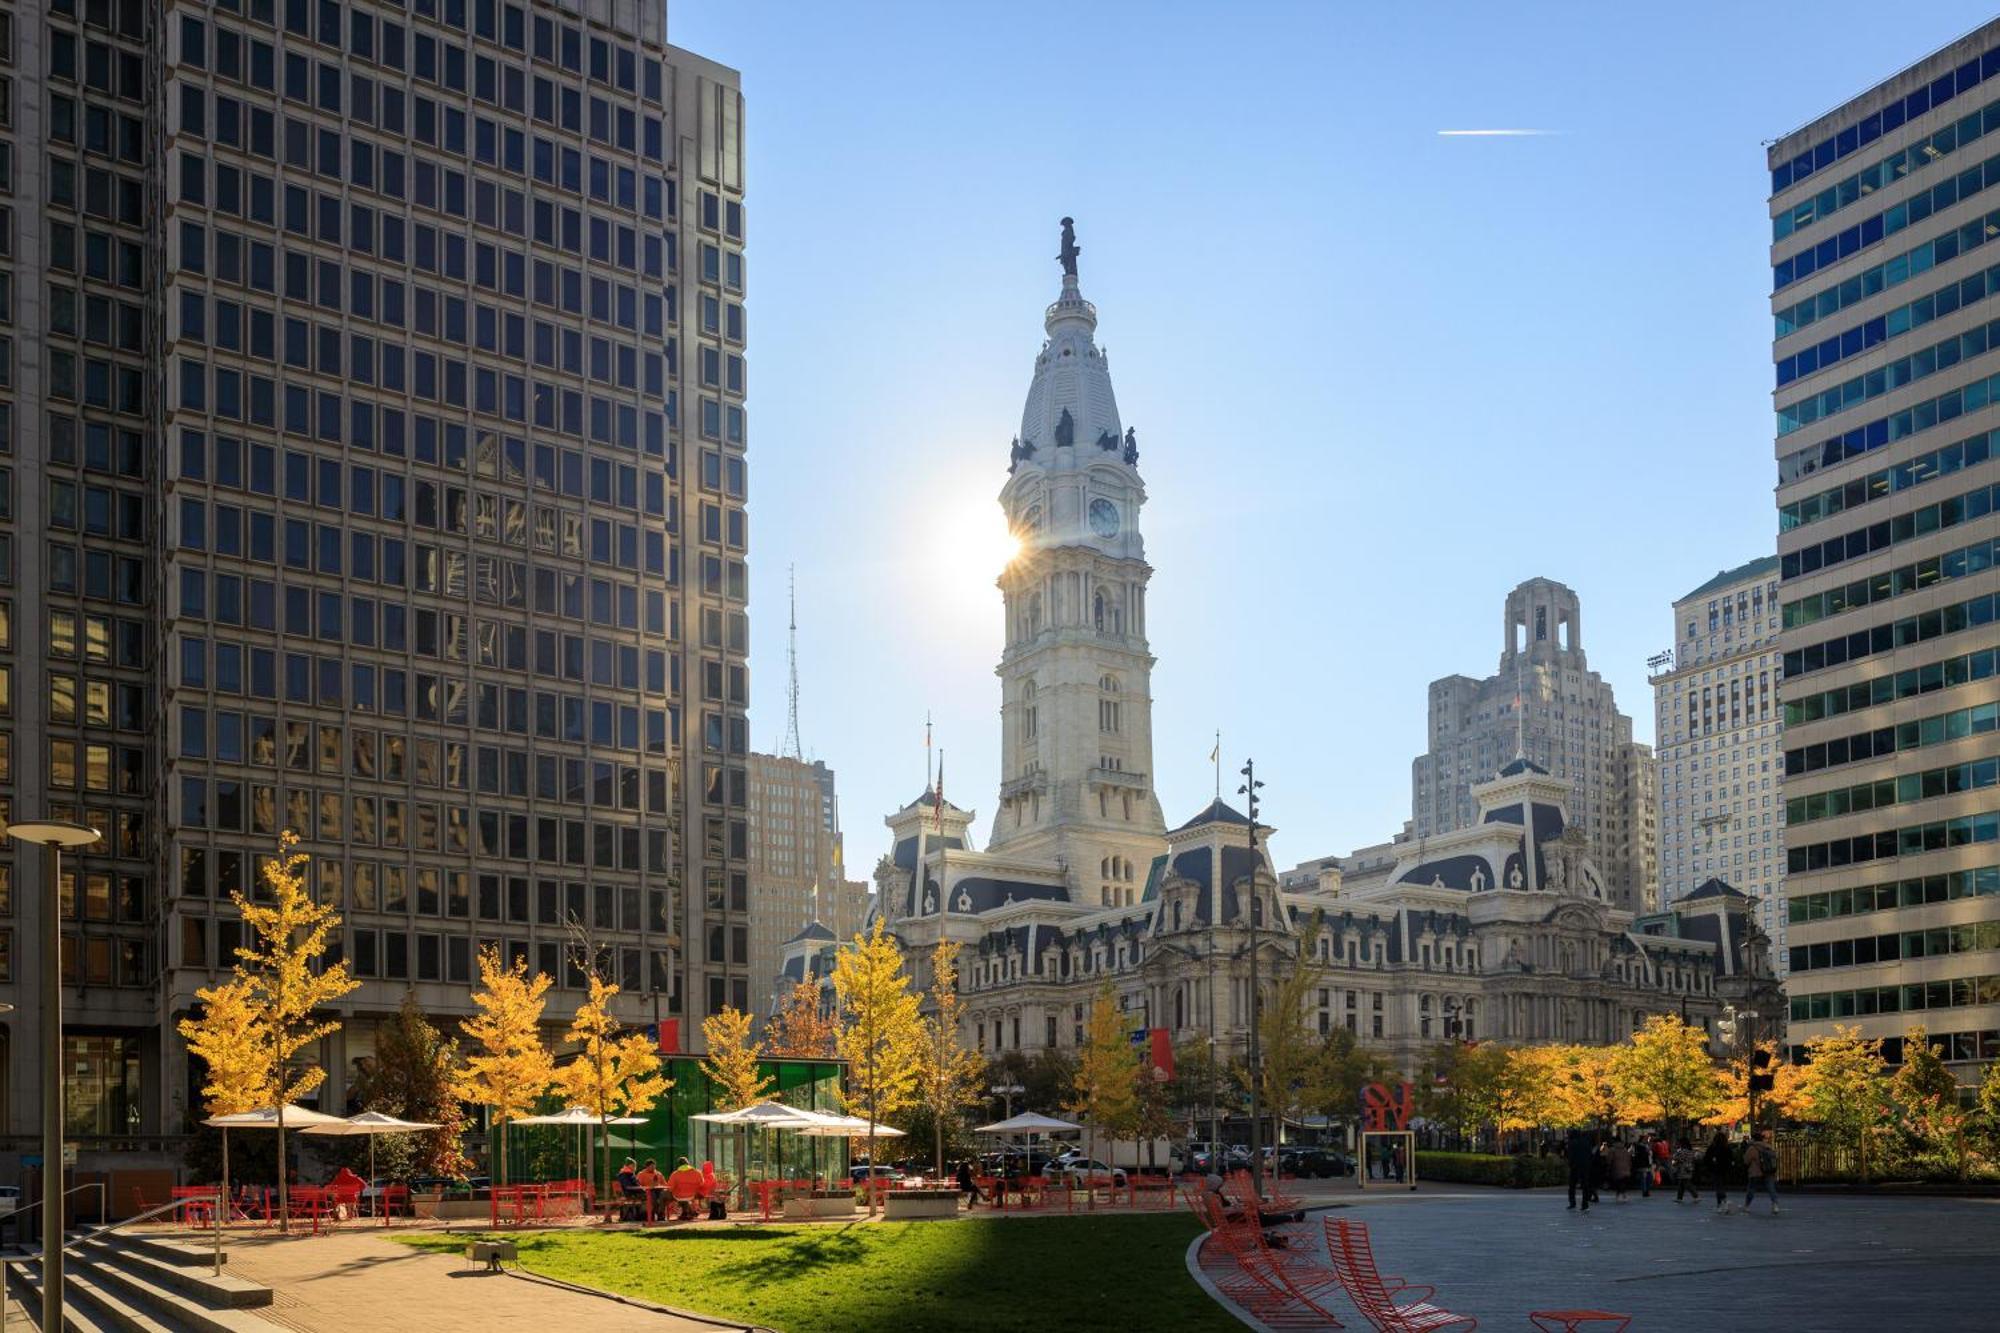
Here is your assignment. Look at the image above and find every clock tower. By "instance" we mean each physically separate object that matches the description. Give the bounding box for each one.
[989,220,1165,905]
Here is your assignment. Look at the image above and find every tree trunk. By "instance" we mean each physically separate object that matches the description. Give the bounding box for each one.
[276,1108,289,1235]
[498,1119,508,1188]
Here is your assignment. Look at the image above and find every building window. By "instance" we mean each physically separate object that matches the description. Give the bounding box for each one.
[64,1034,141,1136]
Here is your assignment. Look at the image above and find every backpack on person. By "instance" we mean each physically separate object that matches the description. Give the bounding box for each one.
[707,1197,727,1221]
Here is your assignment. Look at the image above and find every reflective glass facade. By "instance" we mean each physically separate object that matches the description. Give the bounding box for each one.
[0,0,751,1162]
[1774,19,2000,1076]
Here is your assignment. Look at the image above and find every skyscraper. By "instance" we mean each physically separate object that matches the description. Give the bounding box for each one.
[747,752,866,1014]
[1412,578,1659,912]
[0,0,748,1168]
[1650,557,1787,970]
[1771,20,2000,1074]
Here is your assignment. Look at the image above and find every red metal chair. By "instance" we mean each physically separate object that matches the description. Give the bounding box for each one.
[1323,1218,1477,1333]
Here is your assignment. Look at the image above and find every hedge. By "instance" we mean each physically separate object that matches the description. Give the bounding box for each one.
[1416,1151,1567,1188]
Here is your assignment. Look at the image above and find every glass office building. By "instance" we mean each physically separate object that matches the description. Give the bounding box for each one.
[0,0,750,1172]
[1771,18,2000,1076]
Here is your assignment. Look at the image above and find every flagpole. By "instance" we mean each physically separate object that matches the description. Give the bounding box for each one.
[1211,731,1221,802]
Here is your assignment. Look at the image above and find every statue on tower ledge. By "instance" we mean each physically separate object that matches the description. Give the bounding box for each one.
[1058,216,1081,278]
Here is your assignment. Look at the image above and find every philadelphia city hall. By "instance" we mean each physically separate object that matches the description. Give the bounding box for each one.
[780,223,1778,1077]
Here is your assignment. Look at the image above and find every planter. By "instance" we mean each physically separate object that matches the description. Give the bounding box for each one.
[782,1194,858,1220]
[410,1192,494,1222]
[882,1190,960,1221]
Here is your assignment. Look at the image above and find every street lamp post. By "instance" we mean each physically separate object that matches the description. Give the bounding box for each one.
[1237,759,1265,1201]
[988,1082,1023,1122]
[8,819,102,1333]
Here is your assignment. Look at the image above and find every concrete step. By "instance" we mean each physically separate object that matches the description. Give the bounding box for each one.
[71,1235,230,1274]
[5,1261,122,1333]
[62,1250,274,1333]
[59,1269,179,1333]
[69,1240,269,1311]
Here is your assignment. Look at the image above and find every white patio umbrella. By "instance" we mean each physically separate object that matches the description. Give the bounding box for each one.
[205,1104,349,1229]
[973,1112,1079,1175]
[300,1112,440,1223]
[511,1106,644,1187]
[692,1101,828,1197]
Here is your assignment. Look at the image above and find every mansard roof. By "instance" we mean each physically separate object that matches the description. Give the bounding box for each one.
[1497,756,1550,777]
[1171,798,1252,833]
[1681,877,1752,903]
[784,920,836,946]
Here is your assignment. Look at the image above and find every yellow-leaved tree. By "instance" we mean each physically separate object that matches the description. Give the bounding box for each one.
[232,832,359,1231]
[1610,1014,1724,1130]
[1070,983,1140,1171]
[453,945,556,1186]
[177,975,276,1206]
[556,973,670,1198]
[1547,1044,1622,1128]
[700,1005,775,1110]
[768,979,841,1059]
[1790,1025,1890,1181]
[915,938,986,1178]
[831,919,923,1214]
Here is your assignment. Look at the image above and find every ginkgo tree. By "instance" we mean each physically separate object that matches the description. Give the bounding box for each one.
[1609,1014,1724,1131]
[557,973,670,1198]
[700,1006,775,1110]
[453,945,556,1186]
[230,832,359,1231]
[177,975,275,1207]
[831,919,923,1214]
[1070,983,1140,1169]
[915,938,985,1178]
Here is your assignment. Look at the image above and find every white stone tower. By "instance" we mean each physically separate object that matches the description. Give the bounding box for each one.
[988,220,1166,906]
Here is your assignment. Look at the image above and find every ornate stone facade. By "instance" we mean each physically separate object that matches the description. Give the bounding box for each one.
[850,226,1761,1079]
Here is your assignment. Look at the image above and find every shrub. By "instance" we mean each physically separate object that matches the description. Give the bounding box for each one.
[1416,1151,1566,1188]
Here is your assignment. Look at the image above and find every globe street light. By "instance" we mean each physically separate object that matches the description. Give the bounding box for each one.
[7,819,101,1333]
[988,1082,1024,1122]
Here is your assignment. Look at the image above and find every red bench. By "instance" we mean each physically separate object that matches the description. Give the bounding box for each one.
[1323,1218,1477,1332]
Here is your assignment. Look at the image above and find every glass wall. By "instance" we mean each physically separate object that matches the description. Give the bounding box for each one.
[64,1033,141,1137]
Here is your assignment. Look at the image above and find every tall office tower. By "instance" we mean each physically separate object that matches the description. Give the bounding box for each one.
[746,753,867,1014]
[0,1,748,1168]
[1771,20,2000,1076]
[1651,558,1787,971]
[1413,578,1659,911]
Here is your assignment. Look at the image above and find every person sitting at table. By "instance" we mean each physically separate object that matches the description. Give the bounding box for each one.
[329,1165,365,1194]
[633,1160,667,1218]
[614,1159,644,1219]
[699,1160,718,1198]
[666,1158,705,1221]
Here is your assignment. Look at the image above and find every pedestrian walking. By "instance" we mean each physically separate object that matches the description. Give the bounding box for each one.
[1701,1130,1734,1214]
[1564,1128,1596,1212]
[1607,1138,1634,1202]
[1672,1136,1698,1202]
[955,1160,984,1210]
[1636,1133,1654,1198]
[1742,1129,1780,1216]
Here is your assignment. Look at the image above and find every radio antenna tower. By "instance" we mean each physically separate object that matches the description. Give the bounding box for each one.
[782,565,804,760]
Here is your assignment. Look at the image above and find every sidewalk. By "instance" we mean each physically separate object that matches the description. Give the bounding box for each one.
[221,1230,737,1332]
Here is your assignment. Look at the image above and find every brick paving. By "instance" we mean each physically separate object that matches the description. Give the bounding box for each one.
[1198,1183,2000,1331]
[218,1229,737,1332]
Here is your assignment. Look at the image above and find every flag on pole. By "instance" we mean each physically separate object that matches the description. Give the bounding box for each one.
[933,752,946,833]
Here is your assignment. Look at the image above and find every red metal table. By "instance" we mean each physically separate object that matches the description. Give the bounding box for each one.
[1529,1311,1632,1333]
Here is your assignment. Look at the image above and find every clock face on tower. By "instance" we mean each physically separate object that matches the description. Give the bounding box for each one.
[1088,497,1120,539]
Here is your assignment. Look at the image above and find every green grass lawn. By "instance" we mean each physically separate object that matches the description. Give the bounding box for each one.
[399,1213,1237,1332]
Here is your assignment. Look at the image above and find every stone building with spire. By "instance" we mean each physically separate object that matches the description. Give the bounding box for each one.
[863,224,1750,1084]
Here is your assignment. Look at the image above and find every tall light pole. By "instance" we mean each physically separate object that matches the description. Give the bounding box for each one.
[8,819,101,1333]
[1238,759,1265,1201]
[988,1082,1023,1122]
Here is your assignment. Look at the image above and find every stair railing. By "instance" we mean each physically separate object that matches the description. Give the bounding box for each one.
[0,1189,223,1331]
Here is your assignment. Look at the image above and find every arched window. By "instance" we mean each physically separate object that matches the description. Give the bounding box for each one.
[1093,591,1106,631]
[1022,680,1038,741]
[1098,674,1121,733]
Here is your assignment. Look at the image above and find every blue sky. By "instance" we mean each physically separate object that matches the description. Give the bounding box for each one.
[668,0,1998,874]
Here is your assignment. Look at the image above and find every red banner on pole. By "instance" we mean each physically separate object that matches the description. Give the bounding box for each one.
[1149,1028,1174,1081]
[656,1018,680,1053]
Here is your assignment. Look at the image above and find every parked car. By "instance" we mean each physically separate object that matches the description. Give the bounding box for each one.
[848,1165,905,1188]
[1050,1157,1128,1186]
[1277,1148,1349,1179]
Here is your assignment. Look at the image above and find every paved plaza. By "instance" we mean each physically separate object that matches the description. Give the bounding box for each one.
[219,1230,737,1333]
[1242,1184,2000,1331]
